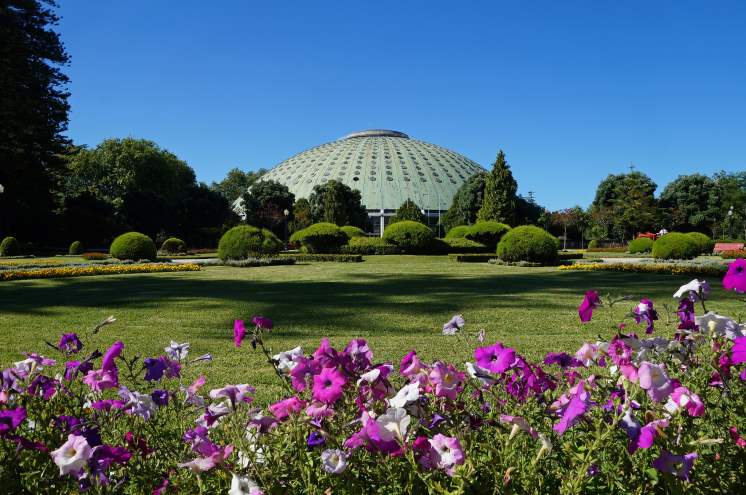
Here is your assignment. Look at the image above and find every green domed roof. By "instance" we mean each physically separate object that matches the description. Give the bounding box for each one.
[260,130,485,211]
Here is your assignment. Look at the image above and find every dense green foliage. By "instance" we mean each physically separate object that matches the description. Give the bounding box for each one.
[160,237,187,254]
[308,180,367,228]
[340,226,366,239]
[464,221,511,248]
[217,225,281,260]
[239,180,295,237]
[659,174,722,233]
[0,236,20,256]
[686,231,714,255]
[290,198,313,234]
[109,232,157,261]
[437,237,490,253]
[68,240,84,255]
[497,225,559,263]
[652,232,700,260]
[0,0,70,243]
[342,237,401,255]
[382,221,435,252]
[293,223,348,253]
[590,172,659,241]
[441,172,487,231]
[628,237,654,254]
[390,199,426,225]
[283,253,363,262]
[210,167,266,204]
[587,239,599,249]
[477,150,517,224]
[445,225,470,238]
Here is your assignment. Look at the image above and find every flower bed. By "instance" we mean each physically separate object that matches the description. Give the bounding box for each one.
[2,262,746,493]
[281,253,363,263]
[559,261,728,276]
[191,257,296,267]
[721,250,746,259]
[0,263,200,282]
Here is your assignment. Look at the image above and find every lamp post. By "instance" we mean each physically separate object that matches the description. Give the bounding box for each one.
[728,205,734,240]
[283,208,289,249]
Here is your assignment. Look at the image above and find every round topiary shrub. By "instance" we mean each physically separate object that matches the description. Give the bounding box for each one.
[68,240,84,255]
[160,237,187,254]
[0,236,20,257]
[465,221,511,249]
[686,232,714,255]
[628,237,654,254]
[652,232,700,260]
[445,225,470,239]
[294,223,347,253]
[218,225,281,260]
[496,225,559,264]
[109,232,157,261]
[340,226,366,239]
[382,221,435,253]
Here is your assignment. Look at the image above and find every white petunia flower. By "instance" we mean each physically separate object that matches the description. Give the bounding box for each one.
[321,449,348,474]
[389,382,420,408]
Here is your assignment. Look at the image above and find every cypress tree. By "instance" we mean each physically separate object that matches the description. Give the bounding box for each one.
[477,150,517,224]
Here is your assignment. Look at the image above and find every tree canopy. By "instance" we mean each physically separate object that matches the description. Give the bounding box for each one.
[211,168,267,204]
[308,180,368,228]
[658,174,722,233]
[477,150,517,224]
[390,199,426,225]
[440,172,487,231]
[239,180,295,235]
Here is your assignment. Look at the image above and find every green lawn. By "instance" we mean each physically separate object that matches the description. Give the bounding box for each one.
[0,255,739,402]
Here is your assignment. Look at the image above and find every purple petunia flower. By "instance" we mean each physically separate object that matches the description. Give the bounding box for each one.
[89,445,131,484]
[64,360,93,382]
[269,396,306,420]
[731,336,746,365]
[429,362,465,400]
[90,399,126,411]
[543,352,582,368]
[652,450,697,482]
[307,431,326,448]
[143,357,167,381]
[578,290,601,322]
[474,342,516,374]
[344,338,373,372]
[633,299,658,334]
[677,298,698,331]
[400,350,423,377]
[553,385,593,435]
[723,258,746,293]
[638,362,673,402]
[83,368,118,392]
[312,367,347,404]
[233,320,246,347]
[209,384,255,409]
[151,390,169,407]
[628,418,669,452]
[251,315,273,330]
[290,356,321,392]
[101,341,124,372]
[58,333,83,354]
[442,315,465,335]
[0,407,26,436]
[428,434,465,476]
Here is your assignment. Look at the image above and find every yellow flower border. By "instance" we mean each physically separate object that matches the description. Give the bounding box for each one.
[0,263,200,282]
[558,262,726,276]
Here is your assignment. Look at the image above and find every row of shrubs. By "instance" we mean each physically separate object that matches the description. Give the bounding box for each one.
[627,232,714,259]
[0,235,190,260]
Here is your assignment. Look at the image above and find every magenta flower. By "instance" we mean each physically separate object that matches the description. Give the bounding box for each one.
[209,384,255,408]
[638,362,673,402]
[553,386,593,435]
[312,338,341,368]
[578,290,601,322]
[428,434,465,476]
[442,314,465,335]
[269,396,306,421]
[233,320,246,347]
[89,445,131,483]
[290,356,321,392]
[400,350,423,377]
[58,333,83,354]
[677,299,698,331]
[665,386,704,417]
[101,341,123,372]
[474,342,516,374]
[428,362,465,400]
[251,315,273,330]
[633,299,658,334]
[543,352,582,368]
[82,368,118,392]
[731,336,746,365]
[652,450,697,482]
[312,367,347,403]
[608,337,633,366]
[723,258,746,293]
[574,342,599,367]
[729,427,746,448]
[178,444,234,473]
[90,399,126,411]
[344,338,373,372]
[628,418,669,452]
[0,407,26,436]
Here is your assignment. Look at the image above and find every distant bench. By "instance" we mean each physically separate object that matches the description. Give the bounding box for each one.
[714,242,744,253]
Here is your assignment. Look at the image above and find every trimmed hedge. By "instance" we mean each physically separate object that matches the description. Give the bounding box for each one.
[342,237,401,255]
[82,252,108,261]
[68,241,84,255]
[652,232,700,260]
[437,237,490,254]
[340,226,366,239]
[382,221,434,253]
[293,223,348,254]
[559,260,727,276]
[160,237,186,254]
[281,253,363,263]
[217,226,282,260]
[464,221,511,249]
[586,247,627,253]
[587,239,599,249]
[628,237,654,254]
[0,263,200,282]
[109,232,157,261]
[687,232,714,255]
[496,225,559,263]
[448,254,495,263]
[445,225,470,239]
[558,252,584,261]
[0,237,20,257]
[720,249,746,259]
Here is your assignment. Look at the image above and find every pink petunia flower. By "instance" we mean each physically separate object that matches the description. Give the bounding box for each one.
[652,450,697,482]
[664,386,705,417]
[474,342,516,374]
[578,290,601,322]
[638,362,673,402]
[82,368,119,392]
[428,434,465,476]
[731,336,746,365]
[268,396,306,421]
[312,367,347,403]
[723,258,746,293]
[428,362,465,400]
[233,320,246,347]
[400,350,423,377]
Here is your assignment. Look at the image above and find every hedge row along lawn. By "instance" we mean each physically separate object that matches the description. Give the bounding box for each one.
[0,263,200,282]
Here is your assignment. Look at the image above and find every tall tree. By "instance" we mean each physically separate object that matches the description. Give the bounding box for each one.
[591,172,659,241]
[0,0,70,241]
[239,180,294,235]
[477,150,517,224]
[441,172,487,230]
[308,180,368,228]
[390,199,426,225]
[659,174,722,235]
[211,167,267,204]
[290,198,313,233]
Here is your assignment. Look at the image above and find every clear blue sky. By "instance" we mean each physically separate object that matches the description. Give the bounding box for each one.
[57,1,746,210]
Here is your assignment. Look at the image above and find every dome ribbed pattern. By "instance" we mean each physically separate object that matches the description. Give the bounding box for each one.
[260,130,484,211]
